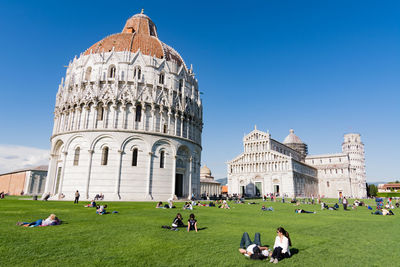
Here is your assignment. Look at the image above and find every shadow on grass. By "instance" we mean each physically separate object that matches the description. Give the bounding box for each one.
[290,248,299,256]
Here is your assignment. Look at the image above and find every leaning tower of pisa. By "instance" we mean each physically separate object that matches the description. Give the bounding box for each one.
[342,133,367,198]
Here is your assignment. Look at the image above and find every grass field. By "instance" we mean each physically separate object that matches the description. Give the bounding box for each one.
[0,197,398,267]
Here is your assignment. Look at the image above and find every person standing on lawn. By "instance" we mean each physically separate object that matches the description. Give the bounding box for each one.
[74,190,80,204]
[343,197,348,210]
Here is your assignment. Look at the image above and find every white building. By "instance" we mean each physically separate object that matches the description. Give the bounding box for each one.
[227,128,367,198]
[200,165,221,197]
[44,11,203,201]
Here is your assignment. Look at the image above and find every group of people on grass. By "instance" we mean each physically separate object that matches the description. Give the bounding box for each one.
[239,227,292,264]
[162,213,198,232]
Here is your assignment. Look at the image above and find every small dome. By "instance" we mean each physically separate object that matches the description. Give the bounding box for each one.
[283,129,304,144]
[200,165,212,176]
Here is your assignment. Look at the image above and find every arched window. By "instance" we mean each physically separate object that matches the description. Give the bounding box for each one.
[109,65,116,78]
[85,67,92,81]
[134,67,141,79]
[135,104,142,122]
[160,151,165,168]
[132,148,138,166]
[97,103,104,121]
[159,73,165,84]
[163,124,168,134]
[73,147,80,166]
[101,147,109,165]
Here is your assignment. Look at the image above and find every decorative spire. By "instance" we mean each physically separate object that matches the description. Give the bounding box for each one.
[254,125,257,130]
[141,8,144,14]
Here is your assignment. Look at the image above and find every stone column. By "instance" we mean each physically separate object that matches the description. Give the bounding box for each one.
[85,150,94,199]
[167,109,172,135]
[146,152,153,199]
[57,151,68,195]
[171,155,177,198]
[83,105,90,129]
[121,105,127,129]
[130,105,136,130]
[114,150,123,199]
[104,106,109,128]
[92,104,98,129]
[141,103,146,131]
[180,115,185,137]
[186,117,190,139]
[188,157,193,198]
[174,113,179,136]
[74,107,81,130]
[159,106,164,133]
[151,104,156,132]
[111,103,118,128]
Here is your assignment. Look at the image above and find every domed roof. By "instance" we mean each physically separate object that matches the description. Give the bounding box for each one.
[283,129,304,144]
[84,10,186,67]
[200,165,212,176]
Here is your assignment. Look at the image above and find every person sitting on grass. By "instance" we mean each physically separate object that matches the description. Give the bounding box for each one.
[270,227,292,264]
[372,208,394,216]
[85,200,96,208]
[183,202,193,210]
[238,232,269,260]
[187,213,198,232]
[295,209,315,214]
[156,201,164,208]
[219,200,230,209]
[17,214,60,227]
[162,213,185,231]
[96,204,108,215]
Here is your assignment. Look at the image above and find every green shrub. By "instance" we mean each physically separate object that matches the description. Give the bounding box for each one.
[376,192,400,197]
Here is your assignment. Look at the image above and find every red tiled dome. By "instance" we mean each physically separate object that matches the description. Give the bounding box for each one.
[84,12,185,67]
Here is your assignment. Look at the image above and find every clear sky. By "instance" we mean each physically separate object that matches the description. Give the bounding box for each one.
[0,0,399,182]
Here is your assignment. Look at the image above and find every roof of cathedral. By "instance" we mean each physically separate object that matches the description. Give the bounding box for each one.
[200,165,212,176]
[84,10,186,68]
[283,129,304,144]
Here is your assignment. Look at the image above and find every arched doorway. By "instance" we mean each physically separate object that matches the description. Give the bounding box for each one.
[50,140,64,195]
[175,146,190,198]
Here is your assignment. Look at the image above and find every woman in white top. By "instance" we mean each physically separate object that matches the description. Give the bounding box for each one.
[270,227,292,264]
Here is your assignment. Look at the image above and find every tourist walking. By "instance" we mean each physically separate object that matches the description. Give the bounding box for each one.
[74,190,80,204]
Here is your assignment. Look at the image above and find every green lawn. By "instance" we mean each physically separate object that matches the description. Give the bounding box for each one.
[0,198,398,267]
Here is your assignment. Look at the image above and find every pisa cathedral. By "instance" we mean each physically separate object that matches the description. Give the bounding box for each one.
[44,11,203,201]
[227,128,367,198]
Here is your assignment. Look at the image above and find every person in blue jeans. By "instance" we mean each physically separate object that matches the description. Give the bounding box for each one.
[238,232,269,260]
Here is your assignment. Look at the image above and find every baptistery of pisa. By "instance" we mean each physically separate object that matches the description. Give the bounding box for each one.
[44,11,203,201]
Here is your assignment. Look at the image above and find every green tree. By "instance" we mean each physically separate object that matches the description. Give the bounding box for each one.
[367,184,378,197]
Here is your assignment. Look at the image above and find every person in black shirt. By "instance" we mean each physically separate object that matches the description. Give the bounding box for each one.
[172,213,185,229]
[187,213,197,232]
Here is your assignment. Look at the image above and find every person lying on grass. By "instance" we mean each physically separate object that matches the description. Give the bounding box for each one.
[295,209,315,214]
[96,204,108,215]
[372,209,394,216]
[84,200,96,208]
[187,213,198,232]
[17,214,60,227]
[238,232,269,260]
[156,201,164,208]
[270,227,292,264]
[261,205,273,211]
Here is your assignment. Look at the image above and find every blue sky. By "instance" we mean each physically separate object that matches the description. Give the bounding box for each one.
[0,0,398,182]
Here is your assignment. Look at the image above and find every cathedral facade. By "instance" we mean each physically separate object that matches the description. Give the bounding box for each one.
[44,11,203,201]
[227,128,366,198]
